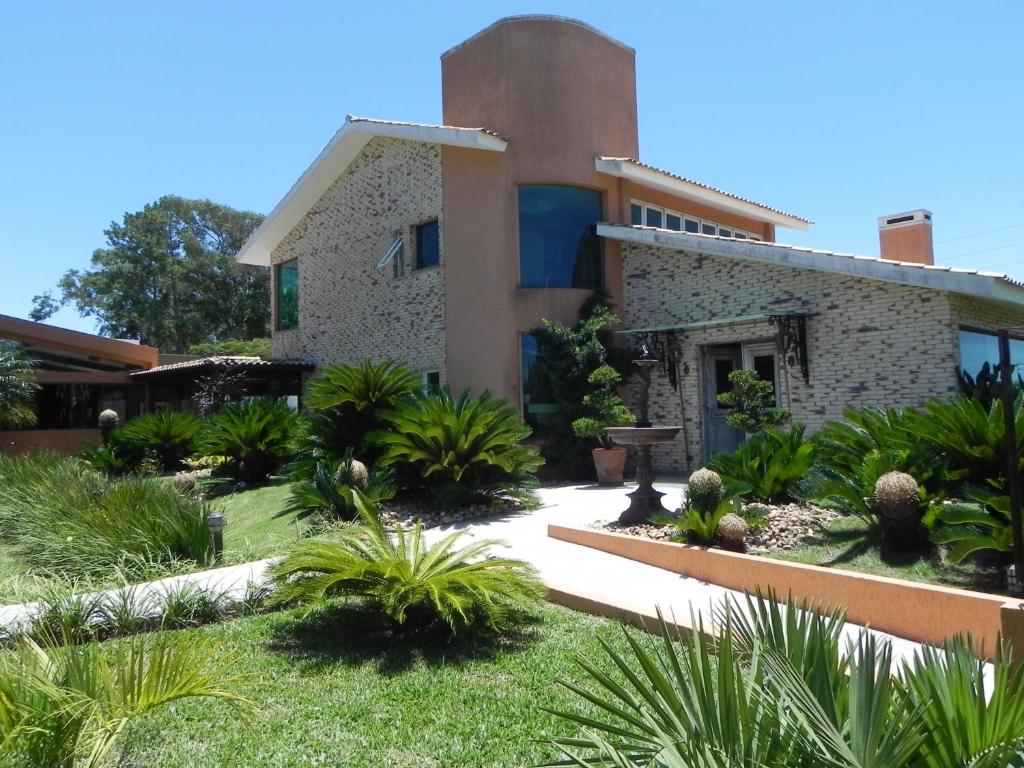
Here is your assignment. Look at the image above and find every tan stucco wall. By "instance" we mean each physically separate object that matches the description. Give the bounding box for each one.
[269,137,446,381]
[621,242,965,472]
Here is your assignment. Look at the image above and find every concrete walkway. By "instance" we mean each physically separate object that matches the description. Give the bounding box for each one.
[0,481,924,665]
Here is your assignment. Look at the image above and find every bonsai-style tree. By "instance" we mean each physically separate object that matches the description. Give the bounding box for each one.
[717,369,791,433]
[571,365,634,449]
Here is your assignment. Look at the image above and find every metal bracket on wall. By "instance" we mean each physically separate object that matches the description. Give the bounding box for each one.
[769,312,812,384]
[635,330,682,390]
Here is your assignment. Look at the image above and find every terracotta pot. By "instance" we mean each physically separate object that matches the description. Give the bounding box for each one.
[592,447,627,486]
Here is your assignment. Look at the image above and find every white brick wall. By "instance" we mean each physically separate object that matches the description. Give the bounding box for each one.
[621,243,964,473]
[269,137,446,381]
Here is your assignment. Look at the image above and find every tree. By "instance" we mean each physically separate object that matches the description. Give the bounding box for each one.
[717,368,791,433]
[34,196,268,353]
[0,341,39,428]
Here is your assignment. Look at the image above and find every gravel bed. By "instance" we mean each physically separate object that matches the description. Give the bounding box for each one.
[378,498,526,529]
[592,502,839,552]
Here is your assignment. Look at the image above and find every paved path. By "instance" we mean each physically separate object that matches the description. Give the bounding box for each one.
[0,481,924,665]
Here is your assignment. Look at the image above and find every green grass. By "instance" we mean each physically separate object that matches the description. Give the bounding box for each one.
[119,602,636,768]
[217,483,307,562]
[765,516,1005,593]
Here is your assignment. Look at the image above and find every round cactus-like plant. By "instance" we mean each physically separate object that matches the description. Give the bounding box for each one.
[687,468,724,516]
[873,471,920,542]
[716,513,749,550]
[98,408,120,444]
[335,458,369,490]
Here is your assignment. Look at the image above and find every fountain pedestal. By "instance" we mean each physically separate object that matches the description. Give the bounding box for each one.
[604,426,682,525]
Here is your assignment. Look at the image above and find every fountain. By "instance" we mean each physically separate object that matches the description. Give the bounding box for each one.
[604,347,682,525]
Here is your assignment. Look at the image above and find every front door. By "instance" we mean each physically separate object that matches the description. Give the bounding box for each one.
[703,345,743,460]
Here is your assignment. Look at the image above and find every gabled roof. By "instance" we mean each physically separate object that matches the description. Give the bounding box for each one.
[0,313,159,369]
[129,355,314,379]
[235,116,508,266]
[598,224,1024,308]
[595,157,812,231]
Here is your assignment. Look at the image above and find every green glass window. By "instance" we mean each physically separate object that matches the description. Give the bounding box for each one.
[275,260,299,330]
[415,220,440,269]
[959,329,1024,380]
[518,185,602,289]
[521,333,559,434]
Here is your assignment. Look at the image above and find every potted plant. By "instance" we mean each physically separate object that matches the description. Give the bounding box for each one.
[571,364,634,486]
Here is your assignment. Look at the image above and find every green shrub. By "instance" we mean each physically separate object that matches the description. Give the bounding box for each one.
[928,487,1014,563]
[716,368,791,433]
[0,340,39,428]
[569,364,633,449]
[271,503,544,634]
[301,359,422,467]
[283,460,395,522]
[798,448,918,525]
[373,389,544,509]
[0,633,250,768]
[117,411,202,471]
[709,424,815,503]
[0,455,214,579]
[200,397,299,483]
[545,592,1024,767]
[663,484,747,545]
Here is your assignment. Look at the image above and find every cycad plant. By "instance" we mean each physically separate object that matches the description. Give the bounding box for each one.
[372,389,544,509]
[0,633,250,768]
[0,340,39,428]
[271,501,544,634]
[283,459,395,522]
[708,424,814,503]
[301,359,422,465]
[117,411,202,471]
[200,397,299,483]
[545,592,1024,768]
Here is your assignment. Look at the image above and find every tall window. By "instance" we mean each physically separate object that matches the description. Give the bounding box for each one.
[518,185,602,289]
[520,333,559,433]
[275,260,299,330]
[415,220,440,269]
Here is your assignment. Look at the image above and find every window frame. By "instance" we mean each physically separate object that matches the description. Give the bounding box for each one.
[274,259,299,331]
[630,200,762,240]
[414,219,441,270]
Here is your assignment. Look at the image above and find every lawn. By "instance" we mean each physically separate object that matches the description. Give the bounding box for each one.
[766,516,1005,593]
[216,483,306,562]
[120,602,633,768]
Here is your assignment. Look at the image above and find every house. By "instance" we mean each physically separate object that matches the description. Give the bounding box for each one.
[235,15,1024,472]
[0,314,158,454]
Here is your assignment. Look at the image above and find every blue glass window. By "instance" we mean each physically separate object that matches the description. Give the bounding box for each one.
[518,185,602,289]
[521,333,559,432]
[959,330,1024,380]
[415,220,440,269]
[275,260,298,330]
[630,203,643,225]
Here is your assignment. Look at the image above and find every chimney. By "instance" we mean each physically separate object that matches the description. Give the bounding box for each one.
[878,209,933,265]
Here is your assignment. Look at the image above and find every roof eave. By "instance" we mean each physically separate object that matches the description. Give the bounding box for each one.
[595,157,811,231]
[235,117,508,267]
[597,224,1024,309]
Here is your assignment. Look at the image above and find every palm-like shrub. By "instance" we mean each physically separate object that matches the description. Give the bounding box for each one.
[798,448,918,525]
[200,397,299,483]
[0,340,39,428]
[117,411,202,471]
[272,502,544,634]
[372,389,544,509]
[302,359,422,464]
[0,634,249,768]
[0,455,213,579]
[283,460,396,522]
[546,592,1024,768]
[709,424,814,503]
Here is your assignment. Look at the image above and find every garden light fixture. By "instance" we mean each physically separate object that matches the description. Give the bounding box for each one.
[207,511,227,560]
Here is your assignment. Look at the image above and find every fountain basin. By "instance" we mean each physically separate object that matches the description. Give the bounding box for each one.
[604,425,682,525]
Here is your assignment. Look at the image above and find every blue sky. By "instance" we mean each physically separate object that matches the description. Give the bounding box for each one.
[1,1,1022,334]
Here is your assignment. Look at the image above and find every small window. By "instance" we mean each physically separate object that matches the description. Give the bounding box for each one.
[684,218,700,233]
[702,222,716,235]
[645,207,663,228]
[415,220,440,269]
[424,371,441,392]
[275,259,299,330]
[378,234,405,277]
[630,203,643,225]
[665,213,682,231]
[719,227,732,238]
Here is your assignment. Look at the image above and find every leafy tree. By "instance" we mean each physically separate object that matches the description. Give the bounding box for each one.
[187,337,272,358]
[570,364,634,449]
[717,368,791,433]
[34,196,267,353]
[0,341,39,428]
